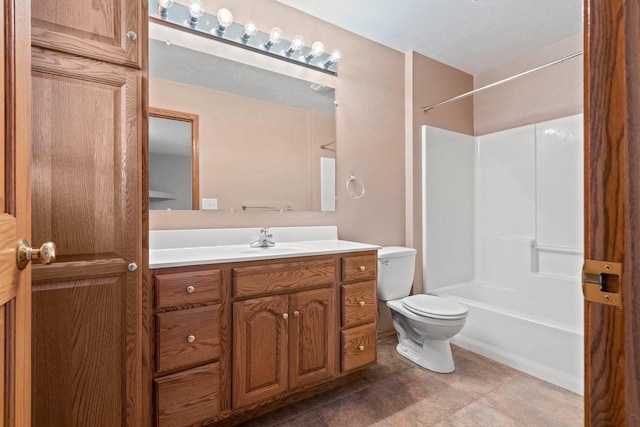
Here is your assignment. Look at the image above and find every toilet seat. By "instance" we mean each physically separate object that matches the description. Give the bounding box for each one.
[402,295,468,320]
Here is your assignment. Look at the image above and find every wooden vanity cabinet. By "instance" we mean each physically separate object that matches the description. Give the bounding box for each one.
[151,250,377,426]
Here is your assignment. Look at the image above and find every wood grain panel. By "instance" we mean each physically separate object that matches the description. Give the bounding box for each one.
[156,305,220,375]
[233,259,335,298]
[31,0,141,67]
[155,269,221,308]
[233,296,288,409]
[155,363,220,427]
[0,305,5,424]
[341,281,377,329]
[341,324,377,372]
[341,254,377,283]
[289,288,335,390]
[30,46,143,426]
[584,0,640,424]
[32,277,134,426]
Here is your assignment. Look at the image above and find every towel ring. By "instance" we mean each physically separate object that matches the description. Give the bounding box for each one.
[346,174,365,199]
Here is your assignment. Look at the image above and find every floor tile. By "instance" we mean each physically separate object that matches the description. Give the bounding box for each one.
[480,374,584,427]
[434,401,522,427]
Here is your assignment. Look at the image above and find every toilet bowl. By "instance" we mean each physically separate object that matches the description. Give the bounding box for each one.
[378,247,468,373]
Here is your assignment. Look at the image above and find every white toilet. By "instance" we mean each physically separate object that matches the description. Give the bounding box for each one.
[378,246,468,373]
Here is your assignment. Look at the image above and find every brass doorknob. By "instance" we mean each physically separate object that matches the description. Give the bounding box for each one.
[16,239,56,270]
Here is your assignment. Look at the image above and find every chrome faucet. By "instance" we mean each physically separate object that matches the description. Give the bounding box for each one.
[250,227,275,247]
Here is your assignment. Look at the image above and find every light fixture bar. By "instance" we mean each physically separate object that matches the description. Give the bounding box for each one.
[148,0,339,75]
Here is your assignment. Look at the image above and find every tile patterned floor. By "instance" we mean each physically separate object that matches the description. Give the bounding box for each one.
[241,337,584,427]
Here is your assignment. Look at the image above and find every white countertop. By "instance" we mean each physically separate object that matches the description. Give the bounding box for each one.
[150,239,381,269]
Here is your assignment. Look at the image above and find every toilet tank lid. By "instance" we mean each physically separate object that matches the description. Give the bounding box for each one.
[378,246,417,259]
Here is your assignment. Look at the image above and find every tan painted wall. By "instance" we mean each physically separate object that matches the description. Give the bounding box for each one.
[474,34,583,136]
[405,51,474,298]
[150,0,406,249]
[150,78,334,212]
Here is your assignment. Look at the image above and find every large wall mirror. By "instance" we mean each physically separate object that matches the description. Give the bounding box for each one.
[149,23,337,212]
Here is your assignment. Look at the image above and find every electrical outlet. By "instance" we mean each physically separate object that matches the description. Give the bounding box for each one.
[202,198,218,210]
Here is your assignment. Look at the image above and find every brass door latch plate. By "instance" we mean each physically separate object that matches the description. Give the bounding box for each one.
[582,259,623,307]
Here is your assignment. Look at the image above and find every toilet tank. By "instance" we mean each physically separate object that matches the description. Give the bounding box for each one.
[377,246,417,301]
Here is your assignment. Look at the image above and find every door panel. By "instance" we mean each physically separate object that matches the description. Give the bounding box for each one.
[31,0,141,67]
[584,0,640,424]
[1,1,31,425]
[233,296,288,409]
[30,47,142,426]
[289,288,335,390]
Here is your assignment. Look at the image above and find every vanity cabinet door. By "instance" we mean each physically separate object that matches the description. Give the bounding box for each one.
[233,295,289,409]
[31,0,142,68]
[289,288,336,390]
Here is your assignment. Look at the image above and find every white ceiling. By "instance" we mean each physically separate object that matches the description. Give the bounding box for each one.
[275,0,583,75]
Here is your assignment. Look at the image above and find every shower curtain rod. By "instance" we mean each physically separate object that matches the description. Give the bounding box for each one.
[422,51,583,113]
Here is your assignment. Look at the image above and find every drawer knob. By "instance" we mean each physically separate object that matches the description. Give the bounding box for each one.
[293,310,300,317]
[186,285,195,294]
[359,265,366,271]
[358,345,365,351]
[187,335,196,343]
[127,30,137,40]
[359,301,365,307]
[282,313,289,320]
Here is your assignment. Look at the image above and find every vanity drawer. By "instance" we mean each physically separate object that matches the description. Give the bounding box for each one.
[156,305,220,374]
[155,269,221,308]
[342,280,377,328]
[341,323,377,372]
[342,254,377,283]
[233,259,335,298]
[155,363,220,427]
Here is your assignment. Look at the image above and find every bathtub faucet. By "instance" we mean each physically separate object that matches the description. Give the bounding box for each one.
[250,227,275,247]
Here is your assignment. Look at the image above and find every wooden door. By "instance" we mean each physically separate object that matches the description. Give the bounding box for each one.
[0,1,32,425]
[584,0,640,425]
[31,0,142,67]
[289,288,335,390]
[233,295,289,409]
[30,47,143,426]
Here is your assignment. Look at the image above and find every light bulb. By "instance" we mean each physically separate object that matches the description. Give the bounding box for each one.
[188,0,204,27]
[305,41,324,61]
[216,8,233,33]
[285,35,305,56]
[324,49,342,67]
[157,0,173,18]
[242,20,258,40]
[264,27,283,49]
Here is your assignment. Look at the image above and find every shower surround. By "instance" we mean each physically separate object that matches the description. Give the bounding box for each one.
[422,114,584,394]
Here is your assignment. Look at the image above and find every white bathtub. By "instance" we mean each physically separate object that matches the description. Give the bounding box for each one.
[432,280,584,395]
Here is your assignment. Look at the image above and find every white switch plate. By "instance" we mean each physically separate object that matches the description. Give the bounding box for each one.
[202,198,218,210]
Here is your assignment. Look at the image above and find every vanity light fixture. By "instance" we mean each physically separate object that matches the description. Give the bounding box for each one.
[215,8,233,35]
[305,41,325,61]
[264,27,284,50]
[285,35,305,56]
[149,0,341,74]
[157,0,173,19]
[324,49,342,68]
[188,0,205,27]
[242,20,258,41]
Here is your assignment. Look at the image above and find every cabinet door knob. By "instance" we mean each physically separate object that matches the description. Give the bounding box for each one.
[127,263,137,272]
[358,301,365,307]
[358,345,365,351]
[293,310,300,317]
[186,285,195,294]
[359,265,366,271]
[187,335,196,343]
[127,30,137,40]
[282,313,289,320]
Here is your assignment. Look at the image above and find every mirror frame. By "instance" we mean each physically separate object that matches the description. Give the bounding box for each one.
[149,107,200,210]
